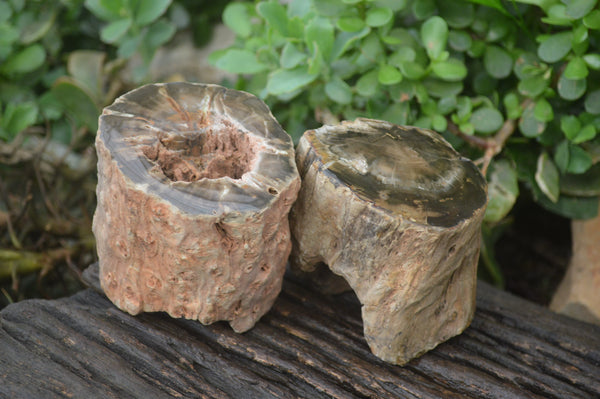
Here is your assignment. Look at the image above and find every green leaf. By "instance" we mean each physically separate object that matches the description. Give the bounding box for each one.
[413,0,436,20]
[585,89,600,114]
[564,56,589,79]
[378,64,402,85]
[535,190,599,219]
[439,1,474,29]
[431,59,467,81]
[565,0,597,19]
[1,43,45,74]
[398,61,427,80]
[0,1,11,24]
[517,75,548,98]
[535,152,560,203]
[557,74,587,100]
[337,16,365,32]
[485,159,519,223]
[0,23,18,46]
[144,19,175,49]
[134,0,171,25]
[100,18,132,43]
[503,93,522,119]
[305,17,334,61]
[20,8,56,44]
[381,102,410,125]
[0,101,38,140]
[583,53,600,69]
[554,139,570,173]
[568,145,593,173]
[257,1,288,36]
[431,114,447,131]
[421,16,448,61]
[543,4,571,26]
[331,27,371,60]
[533,98,554,122]
[423,79,463,98]
[355,70,379,97]
[573,124,597,144]
[366,7,393,27]
[572,23,589,44]
[38,91,63,121]
[561,115,582,140]
[561,163,600,196]
[267,66,318,95]
[325,77,352,105]
[519,104,545,137]
[484,45,513,79]
[223,2,252,38]
[216,49,269,74]
[84,0,122,21]
[463,0,512,18]
[51,77,100,131]
[470,107,503,135]
[448,30,472,52]
[537,31,572,63]
[67,50,105,102]
[281,43,306,69]
[583,9,600,29]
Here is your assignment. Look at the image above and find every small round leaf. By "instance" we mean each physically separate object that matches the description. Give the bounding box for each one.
[431,59,467,82]
[564,56,589,79]
[325,77,352,105]
[366,8,393,27]
[584,89,600,114]
[533,98,554,122]
[537,31,572,63]
[421,16,448,60]
[557,74,587,100]
[535,152,560,203]
[378,64,402,85]
[484,45,513,79]
[470,107,503,135]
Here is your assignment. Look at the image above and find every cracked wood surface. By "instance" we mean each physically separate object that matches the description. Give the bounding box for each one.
[0,263,599,399]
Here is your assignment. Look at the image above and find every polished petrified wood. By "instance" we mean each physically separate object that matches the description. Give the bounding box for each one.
[289,118,487,365]
[92,82,300,332]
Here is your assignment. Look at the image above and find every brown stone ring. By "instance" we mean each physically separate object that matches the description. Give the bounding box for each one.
[93,82,300,333]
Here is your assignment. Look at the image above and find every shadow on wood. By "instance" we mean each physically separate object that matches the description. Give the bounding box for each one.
[0,263,599,398]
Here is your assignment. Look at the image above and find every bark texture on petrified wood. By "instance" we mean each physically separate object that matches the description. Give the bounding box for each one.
[92,82,300,333]
[289,118,487,365]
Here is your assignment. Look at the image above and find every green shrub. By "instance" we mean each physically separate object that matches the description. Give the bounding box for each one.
[213,0,600,226]
[0,0,227,305]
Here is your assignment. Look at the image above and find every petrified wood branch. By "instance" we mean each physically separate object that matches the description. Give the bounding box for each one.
[289,118,487,365]
[92,82,300,332]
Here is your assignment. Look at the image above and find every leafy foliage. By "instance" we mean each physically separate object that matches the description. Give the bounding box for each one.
[0,0,227,306]
[213,0,600,228]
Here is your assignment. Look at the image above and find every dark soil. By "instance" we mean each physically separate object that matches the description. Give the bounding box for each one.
[495,200,571,306]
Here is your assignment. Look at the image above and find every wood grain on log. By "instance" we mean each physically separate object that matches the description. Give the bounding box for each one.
[93,82,300,332]
[0,263,598,399]
[289,118,488,365]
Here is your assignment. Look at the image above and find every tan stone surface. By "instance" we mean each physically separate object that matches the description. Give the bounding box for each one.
[93,83,300,332]
[551,213,600,325]
[290,118,487,365]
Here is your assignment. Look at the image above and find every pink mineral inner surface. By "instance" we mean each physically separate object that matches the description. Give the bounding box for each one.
[141,121,263,183]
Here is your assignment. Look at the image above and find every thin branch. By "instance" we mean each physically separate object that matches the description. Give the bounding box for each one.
[447,99,532,176]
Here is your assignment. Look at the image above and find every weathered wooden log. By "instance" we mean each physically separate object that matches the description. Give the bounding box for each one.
[92,82,300,332]
[1,263,599,399]
[290,118,488,365]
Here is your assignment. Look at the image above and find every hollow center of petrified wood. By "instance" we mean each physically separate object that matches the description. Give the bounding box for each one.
[141,124,260,182]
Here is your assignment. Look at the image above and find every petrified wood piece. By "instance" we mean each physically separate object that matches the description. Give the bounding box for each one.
[289,118,488,365]
[92,82,300,332]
